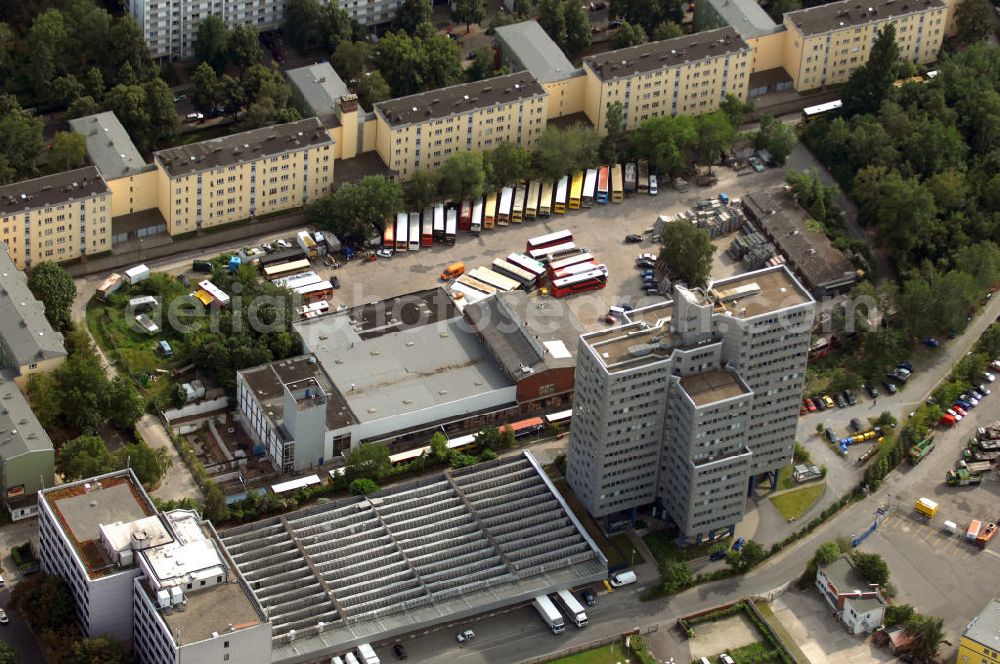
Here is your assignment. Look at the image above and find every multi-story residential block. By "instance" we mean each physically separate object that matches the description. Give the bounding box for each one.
[566,265,814,542]
[582,27,753,133]
[0,371,54,521]
[0,167,111,269]
[153,117,335,234]
[782,0,947,90]
[128,0,285,60]
[374,73,548,178]
[958,599,1000,664]
[0,243,67,383]
[39,469,271,659]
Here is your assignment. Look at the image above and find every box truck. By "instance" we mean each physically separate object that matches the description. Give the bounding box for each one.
[553,590,588,628]
[532,595,565,634]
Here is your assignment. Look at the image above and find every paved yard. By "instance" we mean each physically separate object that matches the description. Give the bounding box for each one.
[688,612,762,661]
[771,590,897,664]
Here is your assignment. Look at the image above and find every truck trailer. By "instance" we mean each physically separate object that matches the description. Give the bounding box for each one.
[124,263,150,285]
[553,590,588,628]
[532,595,565,634]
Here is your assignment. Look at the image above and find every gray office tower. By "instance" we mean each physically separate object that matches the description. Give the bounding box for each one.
[566,265,814,543]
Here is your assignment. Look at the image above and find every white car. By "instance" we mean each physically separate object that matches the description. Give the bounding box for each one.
[185,112,204,121]
[609,569,637,587]
[376,248,393,259]
[649,174,658,195]
[990,359,1000,372]
[720,655,735,664]
[979,384,992,396]
[0,608,8,624]
[275,239,292,249]
[456,629,475,643]
[984,372,997,383]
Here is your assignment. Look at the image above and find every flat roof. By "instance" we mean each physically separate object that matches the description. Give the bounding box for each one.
[0,167,109,216]
[375,73,546,127]
[742,190,856,293]
[748,66,793,89]
[494,21,580,84]
[0,247,65,367]
[786,0,945,36]
[707,264,813,317]
[219,452,607,659]
[240,354,357,432]
[583,314,684,371]
[161,580,265,646]
[295,289,513,423]
[703,0,780,38]
[286,62,349,121]
[41,471,156,578]
[680,369,750,406]
[585,27,749,82]
[964,599,1000,648]
[68,111,151,179]
[821,556,878,592]
[0,371,53,460]
[154,117,333,178]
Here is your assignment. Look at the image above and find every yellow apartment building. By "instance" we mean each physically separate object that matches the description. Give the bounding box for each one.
[153,117,336,234]
[783,0,947,90]
[958,599,1000,664]
[373,73,548,179]
[581,27,753,133]
[0,167,111,270]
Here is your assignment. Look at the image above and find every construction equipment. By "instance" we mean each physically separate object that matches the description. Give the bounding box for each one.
[908,437,935,464]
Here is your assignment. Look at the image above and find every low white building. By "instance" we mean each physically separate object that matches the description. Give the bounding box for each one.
[815,556,886,634]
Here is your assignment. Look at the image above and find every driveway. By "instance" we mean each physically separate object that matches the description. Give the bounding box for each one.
[0,519,46,664]
[138,414,203,502]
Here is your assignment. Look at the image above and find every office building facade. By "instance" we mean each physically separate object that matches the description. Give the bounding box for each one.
[566,266,814,542]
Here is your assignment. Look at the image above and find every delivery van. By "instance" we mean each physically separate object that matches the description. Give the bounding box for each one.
[440,262,465,280]
[609,570,636,587]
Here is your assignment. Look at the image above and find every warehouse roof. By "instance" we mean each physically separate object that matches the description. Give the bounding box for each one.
[585,27,749,82]
[375,73,546,126]
[219,452,607,660]
[742,190,857,295]
[964,599,1000,648]
[68,111,151,179]
[286,62,349,122]
[702,0,780,38]
[0,371,53,461]
[155,117,333,178]
[0,244,67,368]
[494,21,580,84]
[786,0,945,36]
[0,167,109,216]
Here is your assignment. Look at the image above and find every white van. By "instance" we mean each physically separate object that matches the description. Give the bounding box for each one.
[609,570,637,587]
[941,520,957,536]
[331,658,345,664]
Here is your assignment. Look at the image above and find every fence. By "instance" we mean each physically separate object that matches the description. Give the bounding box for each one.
[520,624,660,664]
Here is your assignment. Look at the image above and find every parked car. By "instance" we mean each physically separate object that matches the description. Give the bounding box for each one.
[644,287,661,296]
[609,569,637,586]
[822,395,835,409]
[732,537,746,551]
[845,390,857,406]
[276,238,292,248]
[721,655,735,664]
[825,427,837,443]
[863,383,879,399]
[456,629,476,643]
[803,398,816,412]
[394,644,408,659]
[883,380,898,394]
[922,337,940,348]
[581,589,596,606]
[649,174,658,195]
[978,383,992,396]
[590,25,604,33]
[625,234,643,243]
[984,372,997,383]
[835,393,847,408]
[173,94,188,102]
[709,549,728,561]
[898,361,914,372]
[0,608,7,625]
[330,276,341,289]
[609,19,622,28]
[812,395,826,411]
[185,112,204,121]
[953,404,968,417]
[376,248,393,259]
[990,359,1000,372]
[747,155,765,172]
[636,253,656,264]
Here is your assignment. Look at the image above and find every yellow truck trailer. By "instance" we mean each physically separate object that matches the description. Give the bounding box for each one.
[914,497,939,518]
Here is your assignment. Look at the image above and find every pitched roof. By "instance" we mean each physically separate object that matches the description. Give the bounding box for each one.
[703,0,781,38]
[495,21,580,84]
[785,0,945,36]
[286,62,349,121]
[0,371,53,461]
[0,244,67,368]
[0,167,109,216]
[584,27,749,82]
[375,73,546,126]
[68,111,151,179]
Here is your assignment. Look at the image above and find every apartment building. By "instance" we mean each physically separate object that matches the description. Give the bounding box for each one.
[783,0,947,89]
[958,599,1000,664]
[0,167,111,270]
[566,265,814,542]
[153,117,335,234]
[39,469,270,660]
[374,73,548,178]
[582,27,753,133]
[128,0,285,60]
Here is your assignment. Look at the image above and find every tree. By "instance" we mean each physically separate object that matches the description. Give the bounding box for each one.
[283,0,323,52]
[538,0,568,51]
[651,20,682,40]
[725,540,765,572]
[658,214,714,287]
[451,0,486,32]
[48,74,85,108]
[422,34,464,90]
[659,558,692,594]
[27,373,61,431]
[753,115,796,165]
[319,2,356,52]
[885,604,916,625]
[563,0,592,56]
[54,337,110,433]
[27,261,76,330]
[71,637,131,664]
[66,95,100,119]
[614,21,646,48]
[842,24,899,117]
[474,426,502,452]
[429,432,449,461]
[600,100,625,162]
[191,61,221,115]
[106,375,147,430]
[84,66,105,101]
[532,124,601,179]
[142,78,180,150]
[0,641,16,664]
[955,0,991,45]
[227,24,263,70]
[57,435,113,480]
[116,442,168,487]
[851,551,890,586]
[904,615,947,660]
[484,142,531,188]
[0,94,45,184]
[310,175,404,240]
[813,541,841,565]
[355,70,391,109]
[695,111,736,167]
[469,45,495,81]
[10,574,76,631]
[629,114,698,176]
[609,0,684,34]
[349,478,380,495]
[375,31,427,96]
[438,151,486,201]
[397,0,432,33]
[46,131,86,174]
[766,0,801,22]
[194,15,229,73]
[344,443,391,482]
[404,169,441,210]
[332,41,371,82]
[203,481,229,522]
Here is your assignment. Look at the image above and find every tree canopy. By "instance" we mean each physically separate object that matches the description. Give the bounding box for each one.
[851,551,890,586]
[842,24,900,117]
[538,0,591,57]
[438,151,487,202]
[531,124,602,180]
[609,0,684,34]
[658,219,715,288]
[374,30,463,97]
[310,176,404,240]
[484,142,531,189]
[27,261,76,330]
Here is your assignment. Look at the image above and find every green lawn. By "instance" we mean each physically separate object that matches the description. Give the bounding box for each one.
[775,465,796,491]
[770,482,825,521]
[548,641,629,664]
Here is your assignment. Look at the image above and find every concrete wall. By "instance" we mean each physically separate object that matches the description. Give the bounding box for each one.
[163,396,230,423]
[355,386,518,442]
[543,75,586,119]
[748,31,787,73]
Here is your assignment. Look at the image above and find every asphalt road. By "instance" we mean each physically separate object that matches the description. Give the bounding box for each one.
[0,585,45,663]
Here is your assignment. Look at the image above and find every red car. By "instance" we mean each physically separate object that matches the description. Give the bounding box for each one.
[953,405,968,417]
[803,397,817,412]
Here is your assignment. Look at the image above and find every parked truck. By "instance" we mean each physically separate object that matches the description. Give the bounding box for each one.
[914,497,939,518]
[977,423,1000,441]
[947,467,983,487]
[124,263,150,285]
[356,643,380,664]
[964,445,1000,463]
[959,459,993,475]
[553,590,588,628]
[908,437,935,464]
[532,595,565,634]
[96,273,124,301]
